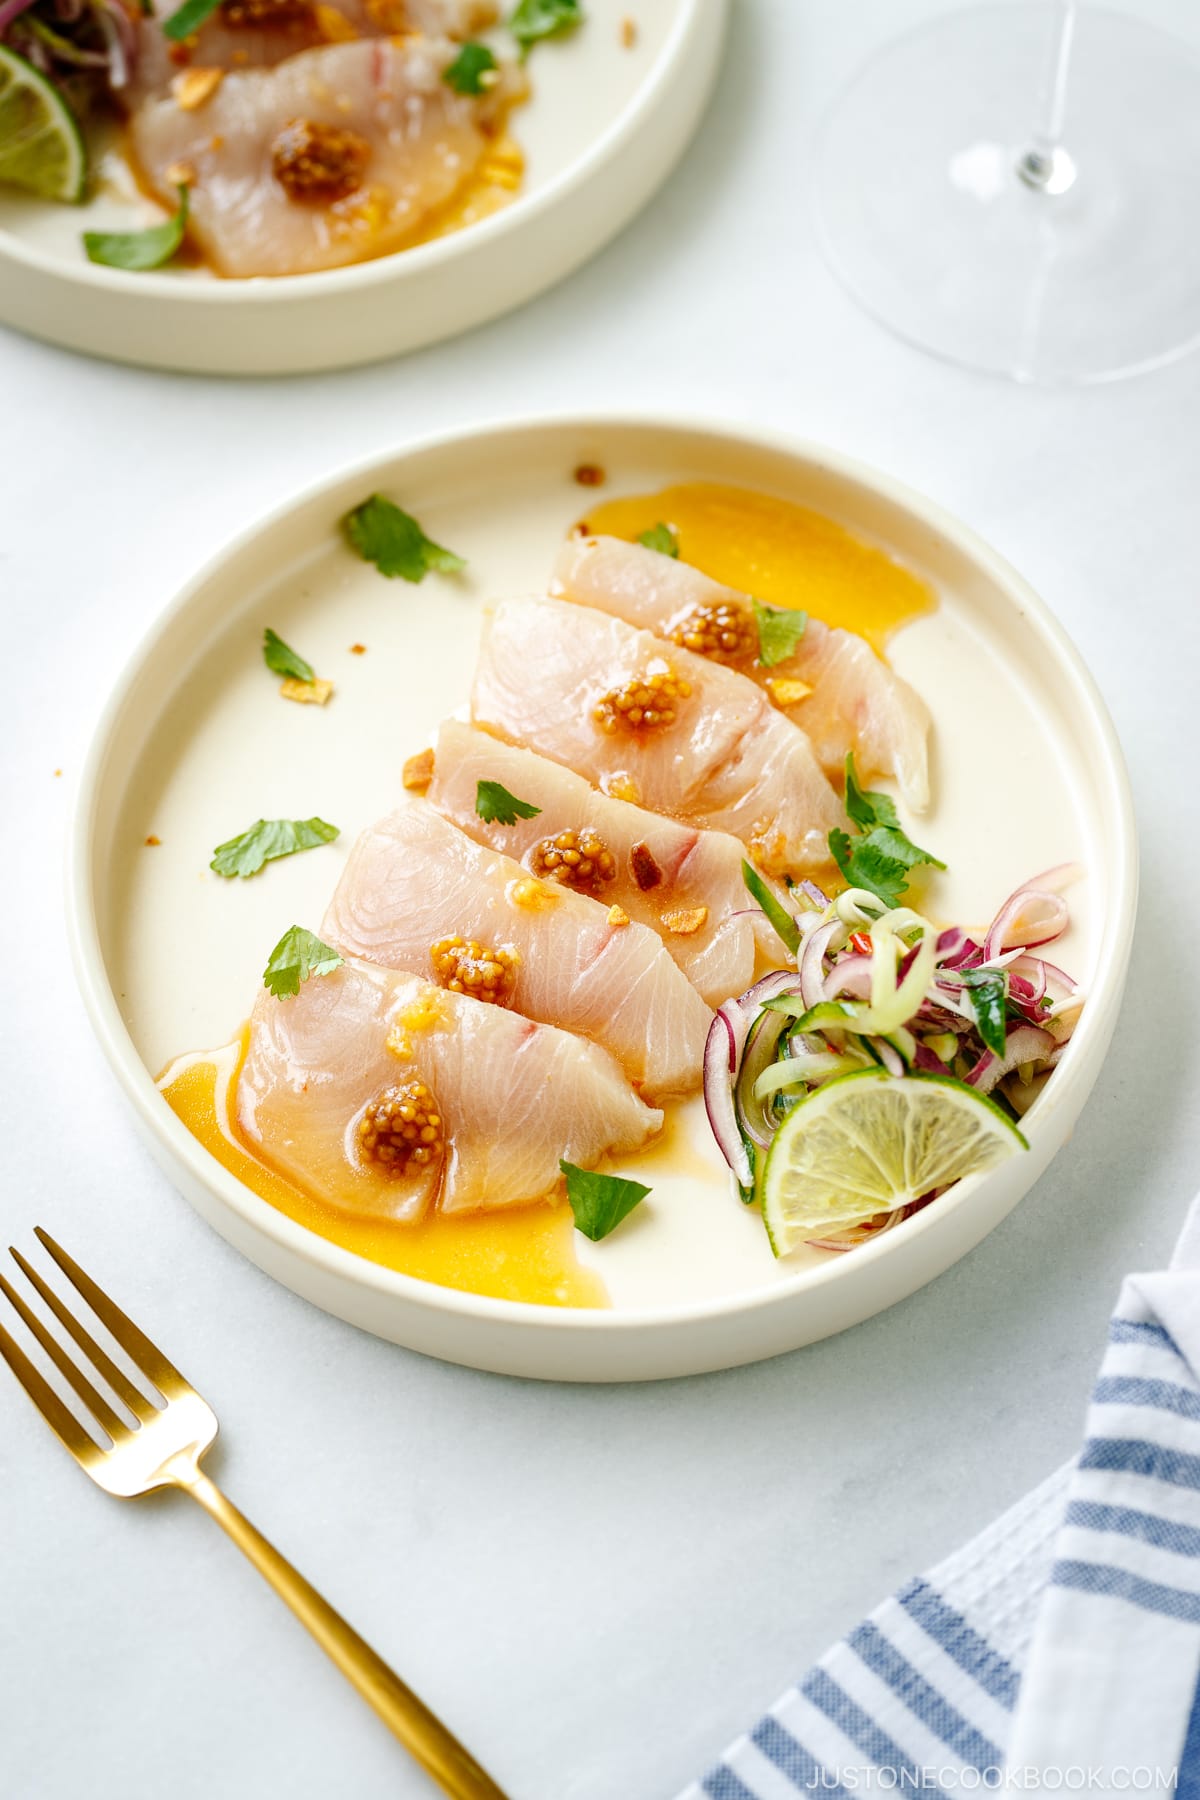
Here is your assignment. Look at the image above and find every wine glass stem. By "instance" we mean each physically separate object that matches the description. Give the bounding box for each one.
[1017,0,1078,190]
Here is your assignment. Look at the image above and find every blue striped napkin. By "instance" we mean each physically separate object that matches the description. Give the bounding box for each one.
[680,1197,1200,1798]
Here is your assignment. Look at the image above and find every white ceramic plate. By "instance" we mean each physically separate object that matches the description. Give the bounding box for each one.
[0,0,724,374]
[68,415,1137,1380]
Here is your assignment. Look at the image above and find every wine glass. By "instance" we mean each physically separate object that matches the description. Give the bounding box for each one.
[813,2,1200,383]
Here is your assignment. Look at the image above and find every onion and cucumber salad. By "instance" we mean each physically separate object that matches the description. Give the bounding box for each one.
[705,831,1083,1258]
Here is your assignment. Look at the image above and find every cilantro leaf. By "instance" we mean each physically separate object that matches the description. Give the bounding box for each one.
[162,0,219,36]
[262,628,315,684]
[509,0,582,54]
[443,41,498,93]
[83,184,189,271]
[211,817,339,879]
[342,495,466,583]
[475,780,542,826]
[843,752,900,833]
[829,754,945,906]
[637,522,680,558]
[263,926,343,1000]
[560,1161,649,1241]
[829,828,911,908]
[742,859,800,955]
[753,600,807,669]
[957,969,1009,1058]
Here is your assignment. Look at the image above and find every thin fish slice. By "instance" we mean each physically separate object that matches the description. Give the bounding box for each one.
[238,954,661,1219]
[129,36,523,278]
[322,801,713,1098]
[427,719,765,1006]
[128,0,496,109]
[472,598,846,879]
[553,535,932,812]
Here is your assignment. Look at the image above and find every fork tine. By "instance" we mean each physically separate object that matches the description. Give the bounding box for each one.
[0,1313,100,1464]
[0,1271,124,1439]
[34,1229,186,1397]
[10,1248,160,1422]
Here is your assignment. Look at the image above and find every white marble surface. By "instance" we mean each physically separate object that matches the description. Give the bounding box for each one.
[3,2,1200,1795]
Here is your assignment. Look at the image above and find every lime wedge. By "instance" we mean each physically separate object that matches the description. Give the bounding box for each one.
[761,1068,1027,1256]
[0,46,86,202]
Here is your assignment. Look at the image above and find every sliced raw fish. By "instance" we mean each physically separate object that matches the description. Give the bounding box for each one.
[321,801,713,1097]
[472,599,846,879]
[238,954,660,1220]
[553,536,932,811]
[426,719,765,1006]
[129,0,496,110]
[129,36,523,278]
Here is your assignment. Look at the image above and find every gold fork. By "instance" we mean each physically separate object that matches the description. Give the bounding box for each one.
[0,1228,509,1800]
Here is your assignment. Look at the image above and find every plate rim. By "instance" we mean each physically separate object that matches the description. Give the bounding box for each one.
[66,409,1139,1338]
[0,0,718,302]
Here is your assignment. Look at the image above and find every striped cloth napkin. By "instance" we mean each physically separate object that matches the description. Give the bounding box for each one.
[680,1195,1200,1799]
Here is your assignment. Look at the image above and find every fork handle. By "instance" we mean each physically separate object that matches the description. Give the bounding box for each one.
[183,1470,510,1800]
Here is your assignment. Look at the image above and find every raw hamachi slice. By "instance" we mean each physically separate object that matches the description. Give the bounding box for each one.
[238,954,660,1220]
[128,0,497,110]
[321,801,713,1097]
[426,720,767,1006]
[553,536,932,812]
[129,37,523,278]
[471,598,846,879]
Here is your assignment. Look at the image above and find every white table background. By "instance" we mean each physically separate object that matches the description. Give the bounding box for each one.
[3,2,1200,1794]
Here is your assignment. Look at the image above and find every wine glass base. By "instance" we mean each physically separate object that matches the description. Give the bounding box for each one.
[814,5,1200,384]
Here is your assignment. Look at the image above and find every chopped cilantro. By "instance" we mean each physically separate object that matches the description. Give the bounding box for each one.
[560,1160,649,1241]
[342,495,466,583]
[741,860,800,956]
[509,0,582,54]
[262,926,343,1000]
[262,628,315,684]
[753,600,807,669]
[637,522,680,558]
[83,185,188,271]
[211,817,339,879]
[443,41,498,93]
[829,753,944,906]
[475,780,542,826]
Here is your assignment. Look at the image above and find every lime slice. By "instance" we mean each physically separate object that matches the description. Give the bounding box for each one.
[0,47,86,203]
[761,1068,1027,1256]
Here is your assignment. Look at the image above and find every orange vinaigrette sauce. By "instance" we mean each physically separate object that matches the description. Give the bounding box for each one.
[578,482,936,653]
[159,1033,606,1309]
[159,483,937,1308]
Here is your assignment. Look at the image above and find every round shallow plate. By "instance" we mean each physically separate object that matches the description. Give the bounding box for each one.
[0,0,724,374]
[68,415,1137,1380]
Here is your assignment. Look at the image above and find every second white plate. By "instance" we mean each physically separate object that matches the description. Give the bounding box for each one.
[0,0,725,373]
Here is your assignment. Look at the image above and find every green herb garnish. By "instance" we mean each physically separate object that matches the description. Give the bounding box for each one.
[162,0,219,38]
[262,628,315,684]
[211,817,339,880]
[957,969,1008,1058]
[342,495,466,583]
[83,184,188,272]
[741,860,800,956]
[560,1161,649,1241]
[753,600,807,669]
[475,780,542,826]
[829,753,944,907]
[443,41,498,93]
[637,522,679,558]
[262,926,343,1000]
[509,0,582,54]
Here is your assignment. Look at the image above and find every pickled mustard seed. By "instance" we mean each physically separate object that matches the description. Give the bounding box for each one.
[671,600,755,665]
